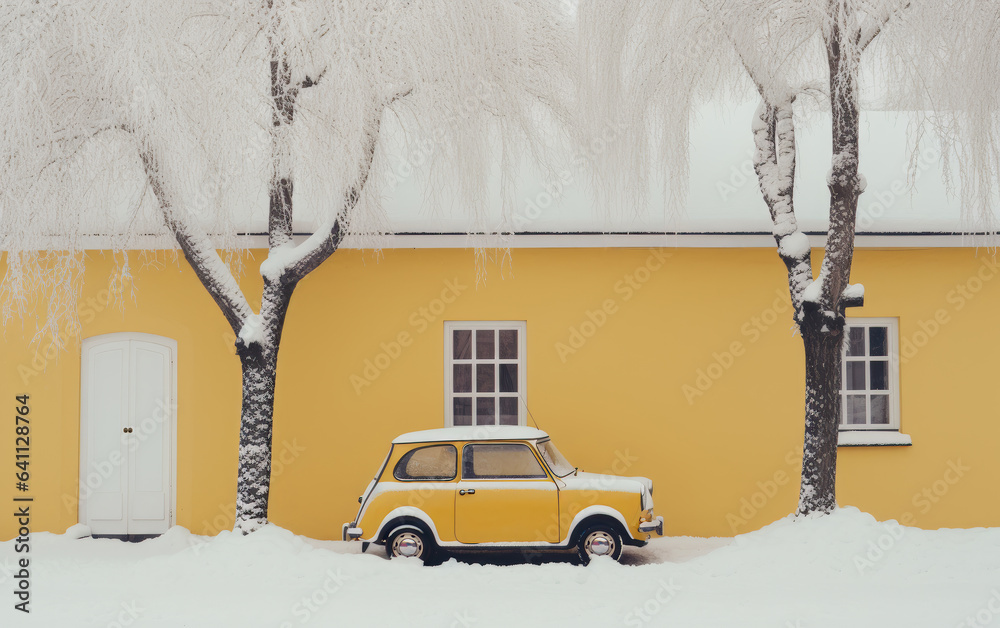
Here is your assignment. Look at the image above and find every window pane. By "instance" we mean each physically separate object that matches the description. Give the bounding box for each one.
[453,364,472,393]
[453,397,472,426]
[846,362,866,390]
[476,330,495,359]
[499,397,518,425]
[847,327,865,356]
[870,361,888,391]
[869,327,888,357]
[463,444,546,479]
[477,364,495,392]
[394,445,457,481]
[499,330,518,359]
[499,364,518,393]
[871,395,890,424]
[453,330,471,360]
[845,395,867,424]
[476,397,495,425]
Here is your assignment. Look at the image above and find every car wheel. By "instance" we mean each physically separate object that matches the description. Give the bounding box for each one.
[385,527,436,563]
[576,525,623,564]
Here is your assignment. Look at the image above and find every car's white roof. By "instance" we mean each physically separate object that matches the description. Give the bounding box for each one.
[392,426,549,445]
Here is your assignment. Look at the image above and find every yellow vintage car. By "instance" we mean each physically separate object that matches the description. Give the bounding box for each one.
[342,426,663,563]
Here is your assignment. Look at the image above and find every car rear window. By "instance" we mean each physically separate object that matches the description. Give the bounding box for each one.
[393,445,458,481]
[462,443,547,479]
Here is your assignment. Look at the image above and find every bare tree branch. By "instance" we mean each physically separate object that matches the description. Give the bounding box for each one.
[136,141,253,335]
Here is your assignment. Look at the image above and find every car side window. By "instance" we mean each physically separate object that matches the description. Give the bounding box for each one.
[462,443,548,479]
[393,445,458,481]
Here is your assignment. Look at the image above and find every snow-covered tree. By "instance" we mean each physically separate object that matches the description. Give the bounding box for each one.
[579,0,999,515]
[1,1,572,533]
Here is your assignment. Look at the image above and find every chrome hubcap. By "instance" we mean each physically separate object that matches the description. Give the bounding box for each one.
[585,531,615,556]
[393,532,423,558]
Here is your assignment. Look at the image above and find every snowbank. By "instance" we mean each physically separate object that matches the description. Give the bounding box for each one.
[3,508,999,627]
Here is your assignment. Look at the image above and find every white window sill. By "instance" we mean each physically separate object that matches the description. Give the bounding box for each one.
[838,430,912,447]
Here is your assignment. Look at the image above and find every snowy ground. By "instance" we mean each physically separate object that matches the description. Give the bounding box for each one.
[3,507,1000,627]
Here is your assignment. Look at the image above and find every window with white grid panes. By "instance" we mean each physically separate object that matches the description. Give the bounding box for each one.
[444,322,526,427]
[841,318,900,430]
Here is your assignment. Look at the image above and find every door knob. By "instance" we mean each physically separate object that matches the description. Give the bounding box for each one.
[122,427,133,433]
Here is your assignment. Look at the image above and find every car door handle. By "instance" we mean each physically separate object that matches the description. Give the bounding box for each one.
[459,489,476,496]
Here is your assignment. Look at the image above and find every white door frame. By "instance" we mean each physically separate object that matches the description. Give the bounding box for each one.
[79,332,178,532]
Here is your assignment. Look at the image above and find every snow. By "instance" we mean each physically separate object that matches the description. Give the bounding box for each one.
[11,107,971,248]
[843,283,865,301]
[5,508,1000,627]
[562,471,649,495]
[802,278,822,303]
[374,106,970,238]
[258,245,298,282]
[392,425,549,444]
[777,231,811,258]
[237,313,264,346]
[838,430,912,446]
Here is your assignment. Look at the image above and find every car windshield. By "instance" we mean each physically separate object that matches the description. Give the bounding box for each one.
[536,439,575,478]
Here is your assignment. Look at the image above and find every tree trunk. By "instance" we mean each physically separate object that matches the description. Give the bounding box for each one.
[797,310,844,515]
[794,1,864,515]
[233,279,296,534]
[235,346,279,533]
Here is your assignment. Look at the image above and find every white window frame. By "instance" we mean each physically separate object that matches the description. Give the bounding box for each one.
[444,321,527,427]
[839,317,901,432]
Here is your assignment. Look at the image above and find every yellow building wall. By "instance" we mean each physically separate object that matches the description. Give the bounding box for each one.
[1,246,998,541]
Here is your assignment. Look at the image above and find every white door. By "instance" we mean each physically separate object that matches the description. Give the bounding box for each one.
[80,333,176,537]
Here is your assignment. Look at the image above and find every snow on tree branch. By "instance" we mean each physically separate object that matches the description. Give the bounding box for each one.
[752,100,813,314]
[1,0,575,338]
[579,0,999,234]
[137,143,254,335]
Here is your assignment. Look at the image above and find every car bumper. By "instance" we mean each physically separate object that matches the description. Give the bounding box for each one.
[342,523,363,541]
[639,515,664,536]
